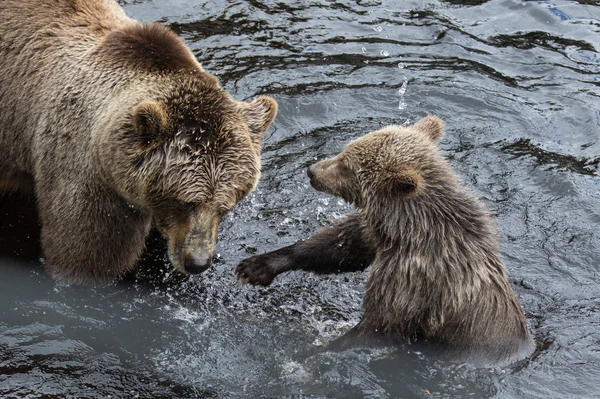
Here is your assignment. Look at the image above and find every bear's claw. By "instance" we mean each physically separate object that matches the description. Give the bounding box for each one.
[235,255,279,286]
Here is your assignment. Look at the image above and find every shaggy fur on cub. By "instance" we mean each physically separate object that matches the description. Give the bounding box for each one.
[236,116,534,366]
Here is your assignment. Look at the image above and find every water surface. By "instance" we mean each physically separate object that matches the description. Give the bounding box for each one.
[1,0,599,397]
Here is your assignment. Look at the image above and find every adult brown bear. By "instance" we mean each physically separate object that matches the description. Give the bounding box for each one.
[0,0,277,284]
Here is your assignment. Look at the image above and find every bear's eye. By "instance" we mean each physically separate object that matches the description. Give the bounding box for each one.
[178,201,196,211]
[337,161,353,175]
[217,207,231,219]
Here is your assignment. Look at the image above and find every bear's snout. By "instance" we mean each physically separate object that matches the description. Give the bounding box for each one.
[307,165,323,192]
[307,165,315,180]
[184,251,213,274]
[306,162,329,193]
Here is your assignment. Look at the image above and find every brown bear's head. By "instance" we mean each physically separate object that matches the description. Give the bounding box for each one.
[307,116,444,208]
[103,76,277,275]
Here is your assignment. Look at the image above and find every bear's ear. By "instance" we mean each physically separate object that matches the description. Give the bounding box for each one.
[413,115,444,144]
[375,168,422,197]
[133,101,169,144]
[243,96,278,136]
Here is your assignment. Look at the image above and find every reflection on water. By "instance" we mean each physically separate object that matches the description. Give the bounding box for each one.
[1,0,599,398]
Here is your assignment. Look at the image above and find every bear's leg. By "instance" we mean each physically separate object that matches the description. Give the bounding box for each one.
[36,182,151,285]
[236,213,375,286]
[0,170,34,194]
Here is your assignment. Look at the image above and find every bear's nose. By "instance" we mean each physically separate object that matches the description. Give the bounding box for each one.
[307,165,315,180]
[184,252,212,274]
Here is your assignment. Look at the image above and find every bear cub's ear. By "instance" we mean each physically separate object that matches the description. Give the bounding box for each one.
[243,96,278,136]
[133,101,169,145]
[376,169,423,197]
[413,115,444,144]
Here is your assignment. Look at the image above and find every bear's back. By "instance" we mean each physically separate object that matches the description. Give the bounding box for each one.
[0,0,128,37]
[0,0,130,172]
[0,0,206,173]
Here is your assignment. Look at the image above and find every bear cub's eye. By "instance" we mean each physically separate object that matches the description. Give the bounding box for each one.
[337,161,353,175]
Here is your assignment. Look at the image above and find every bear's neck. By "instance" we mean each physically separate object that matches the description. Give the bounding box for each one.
[365,171,494,249]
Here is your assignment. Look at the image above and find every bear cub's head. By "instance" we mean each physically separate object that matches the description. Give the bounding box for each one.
[307,116,444,208]
[104,77,277,276]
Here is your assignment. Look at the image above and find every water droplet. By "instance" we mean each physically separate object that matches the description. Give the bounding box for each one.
[381,50,390,57]
[398,62,406,69]
[398,78,408,96]
[398,77,408,110]
[374,25,383,32]
[361,47,367,53]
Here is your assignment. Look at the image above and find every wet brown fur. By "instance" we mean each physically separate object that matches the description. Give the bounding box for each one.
[96,23,200,73]
[0,0,277,284]
[237,116,534,367]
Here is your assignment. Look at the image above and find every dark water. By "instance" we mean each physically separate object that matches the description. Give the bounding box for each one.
[1,0,599,397]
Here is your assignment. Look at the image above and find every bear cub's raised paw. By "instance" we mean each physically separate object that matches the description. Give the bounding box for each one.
[235,254,284,286]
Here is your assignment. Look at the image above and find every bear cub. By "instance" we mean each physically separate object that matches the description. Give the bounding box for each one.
[236,116,534,366]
